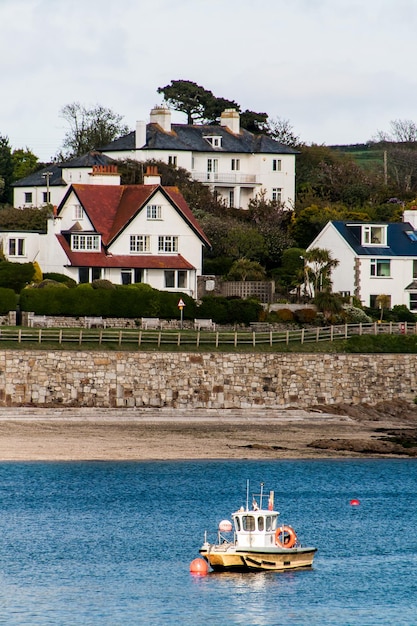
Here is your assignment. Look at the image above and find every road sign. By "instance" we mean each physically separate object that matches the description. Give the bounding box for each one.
[178,298,185,309]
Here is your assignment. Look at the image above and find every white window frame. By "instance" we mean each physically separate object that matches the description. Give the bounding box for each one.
[130,235,150,253]
[362,225,386,246]
[204,136,222,148]
[158,236,178,253]
[24,192,33,204]
[231,158,240,171]
[168,155,177,166]
[370,258,391,277]
[164,270,188,289]
[71,234,100,251]
[147,204,162,220]
[272,188,282,202]
[8,237,25,257]
[272,159,282,171]
[74,204,83,220]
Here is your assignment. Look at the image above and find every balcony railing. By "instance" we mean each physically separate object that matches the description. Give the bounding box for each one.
[192,172,258,185]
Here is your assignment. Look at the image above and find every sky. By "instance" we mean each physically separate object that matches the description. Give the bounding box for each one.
[1,0,417,162]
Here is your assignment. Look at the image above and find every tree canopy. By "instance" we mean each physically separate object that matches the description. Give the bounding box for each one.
[58,102,129,158]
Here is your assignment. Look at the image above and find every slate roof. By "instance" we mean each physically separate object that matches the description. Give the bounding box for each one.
[332,220,417,257]
[100,122,298,155]
[12,152,117,187]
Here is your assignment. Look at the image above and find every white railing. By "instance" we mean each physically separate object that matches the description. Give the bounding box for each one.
[192,172,258,184]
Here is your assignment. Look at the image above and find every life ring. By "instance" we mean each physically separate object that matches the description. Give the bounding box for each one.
[275,525,297,549]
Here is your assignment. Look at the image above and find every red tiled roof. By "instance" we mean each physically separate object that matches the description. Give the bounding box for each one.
[56,235,194,269]
[62,184,210,248]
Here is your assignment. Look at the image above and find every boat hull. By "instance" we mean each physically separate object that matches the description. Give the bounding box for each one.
[199,545,317,572]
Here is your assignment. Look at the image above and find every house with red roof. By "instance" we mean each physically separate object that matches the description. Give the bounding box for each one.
[1,166,210,298]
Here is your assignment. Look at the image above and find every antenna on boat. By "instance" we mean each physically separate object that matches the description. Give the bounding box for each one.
[246,480,250,511]
[260,482,264,509]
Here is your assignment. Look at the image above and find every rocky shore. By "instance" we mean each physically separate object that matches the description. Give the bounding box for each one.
[0,400,416,461]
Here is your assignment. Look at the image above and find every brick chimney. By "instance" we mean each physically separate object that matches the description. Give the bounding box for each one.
[143,165,161,185]
[150,106,172,132]
[88,164,121,186]
[220,108,240,134]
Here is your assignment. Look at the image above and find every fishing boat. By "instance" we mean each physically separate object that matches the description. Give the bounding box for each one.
[199,482,317,572]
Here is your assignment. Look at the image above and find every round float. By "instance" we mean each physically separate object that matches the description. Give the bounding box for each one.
[189,558,209,575]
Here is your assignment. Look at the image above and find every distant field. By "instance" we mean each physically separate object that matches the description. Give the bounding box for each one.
[330,143,385,171]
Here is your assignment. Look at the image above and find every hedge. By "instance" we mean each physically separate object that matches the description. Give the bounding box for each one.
[0,288,18,314]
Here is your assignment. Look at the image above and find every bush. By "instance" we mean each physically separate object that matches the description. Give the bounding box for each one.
[0,287,17,313]
[342,304,372,324]
[91,279,115,290]
[0,261,35,292]
[270,308,294,323]
[198,295,262,325]
[43,273,77,287]
[391,305,416,323]
[293,308,317,324]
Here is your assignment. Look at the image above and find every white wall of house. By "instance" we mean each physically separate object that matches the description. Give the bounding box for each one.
[14,186,65,209]
[0,232,42,265]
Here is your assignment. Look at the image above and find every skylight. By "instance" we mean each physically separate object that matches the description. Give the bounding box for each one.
[405,230,417,242]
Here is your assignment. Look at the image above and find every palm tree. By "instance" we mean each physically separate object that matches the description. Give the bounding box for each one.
[304,248,339,296]
[375,294,391,322]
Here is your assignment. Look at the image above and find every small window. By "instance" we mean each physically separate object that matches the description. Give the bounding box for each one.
[272,159,282,171]
[168,155,177,166]
[204,136,222,148]
[74,204,83,220]
[121,269,133,285]
[78,267,89,283]
[147,205,162,220]
[370,258,390,277]
[158,236,178,253]
[272,188,282,202]
[130,235,150,253]
[8,238,25,256]
[231,158,240,171]
[413,260,417,279]
[242,516,256,532]
[258,517,264,531]
[229,190,234,208]
[91,267,101,281]
[71,234,100,251]
[164,270,175,288]
[43,191,50,203]
[24,192,32,203]
[178,271,187,289]
[363,225,386,245]
[410,293,417,311]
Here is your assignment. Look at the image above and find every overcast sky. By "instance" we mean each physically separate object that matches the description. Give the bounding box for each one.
[1,0,417,161]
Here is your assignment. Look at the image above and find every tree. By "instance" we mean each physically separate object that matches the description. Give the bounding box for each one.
[226,258,266,281]
[304,247,339,296]
[59,102,129,158]
[157,80,213,124]
[0,135,13,204]
[0,260,35,292]
[375,294,391,322]
[376,119,417,143]
[313,290,344,322]
[11,148,39,181]
[268,117,300,147]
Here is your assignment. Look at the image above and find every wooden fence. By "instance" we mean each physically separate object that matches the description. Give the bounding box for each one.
[0,321,415,348]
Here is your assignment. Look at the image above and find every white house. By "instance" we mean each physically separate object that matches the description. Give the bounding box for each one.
[307,208,417,311]
[2,166,210,298]
[12,152,118,209]
[99,106,297,210]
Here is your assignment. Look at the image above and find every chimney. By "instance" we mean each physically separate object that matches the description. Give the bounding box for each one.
[136,120,147,149]
[88,164,121,186]
[220,108,240,134]
[143,165,161,185]
[150,106,171,132]
[403,206,417,230]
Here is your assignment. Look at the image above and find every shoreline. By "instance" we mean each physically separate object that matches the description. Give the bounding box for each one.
[0,404,416,461]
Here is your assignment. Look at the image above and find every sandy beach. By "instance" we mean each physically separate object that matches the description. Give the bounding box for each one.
[0,402,416,461]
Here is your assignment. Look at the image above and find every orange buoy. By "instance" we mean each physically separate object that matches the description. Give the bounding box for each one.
[189,558,209,575]
[350,499,360,506]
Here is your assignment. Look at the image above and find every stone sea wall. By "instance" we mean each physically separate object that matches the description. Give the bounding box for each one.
[0,350,416,409]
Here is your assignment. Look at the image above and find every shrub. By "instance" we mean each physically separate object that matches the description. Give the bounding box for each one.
[43,273,77,287]
[293,308,317,324]
[0,261,35,292]
[342,304,372,324]
[91,279,115,290]
[0,287,17,313]
[273,308,295,323]
[198,295,262,325]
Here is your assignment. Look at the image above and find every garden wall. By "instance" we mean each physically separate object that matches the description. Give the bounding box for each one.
[0,350,415,409]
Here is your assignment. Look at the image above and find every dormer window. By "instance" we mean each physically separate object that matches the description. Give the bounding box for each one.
[204,136,222,148]
[71,234,100,251]
[147,204,162,220]
[362,225,386,246]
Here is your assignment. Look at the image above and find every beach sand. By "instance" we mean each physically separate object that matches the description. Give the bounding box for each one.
[0,403,416,461]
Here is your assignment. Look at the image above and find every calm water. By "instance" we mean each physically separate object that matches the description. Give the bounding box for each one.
[0,459,416,625]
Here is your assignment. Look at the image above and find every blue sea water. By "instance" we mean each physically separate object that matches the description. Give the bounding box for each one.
[0,459,416,625]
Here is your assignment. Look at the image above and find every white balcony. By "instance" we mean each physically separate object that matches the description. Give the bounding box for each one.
[192,172,259,186]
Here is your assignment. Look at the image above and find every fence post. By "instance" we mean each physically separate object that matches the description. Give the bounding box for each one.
[119,330,122,346]
[18,328,22,343]
[301,328,305,344]
[215,332,219,348]
[79,330,82,345]
[359,323,362,336]
[59,329,63,345]
[234,332,237,347]
[286,330,289,345]
[99,329,103,345]
[253,331,256,347]
[316,327,320,342]
[158,332,161,348]
[196,331,200,348]
[330,326,334,342]
[177,332,181,347]
[345,324,348,339]
[138,331,142,347]
[270,330,273,347]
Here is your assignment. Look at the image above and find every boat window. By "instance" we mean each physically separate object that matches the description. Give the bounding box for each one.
[242,515,256,531]
[266,516,272,531]
[234,517,241,531]
[258,517,264,531]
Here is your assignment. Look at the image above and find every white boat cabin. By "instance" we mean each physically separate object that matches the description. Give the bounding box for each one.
[232,508,279,548]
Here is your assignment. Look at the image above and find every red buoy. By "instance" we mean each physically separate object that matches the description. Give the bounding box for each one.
[350,498,360,506]
[189,558,209,575]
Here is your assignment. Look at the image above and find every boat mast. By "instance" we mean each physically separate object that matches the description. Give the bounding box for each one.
[246,479,250,511]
